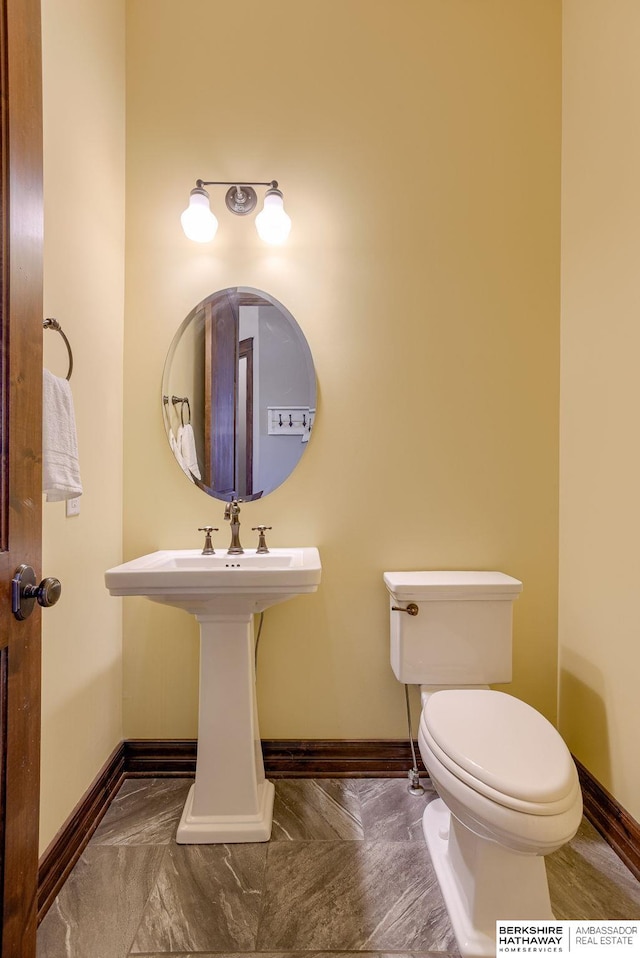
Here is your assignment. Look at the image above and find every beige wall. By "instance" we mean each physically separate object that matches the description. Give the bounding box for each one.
[36,0,640,850]
[560,1,640,820]
[40,0,126,853]
[123,1,562,740]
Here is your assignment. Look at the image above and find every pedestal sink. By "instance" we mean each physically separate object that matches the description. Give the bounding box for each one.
[105,547,321,843]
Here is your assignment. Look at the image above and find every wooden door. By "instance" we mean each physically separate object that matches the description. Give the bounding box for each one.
[0,0,44,955]
[204,291,239,495]
[238,337,254,497]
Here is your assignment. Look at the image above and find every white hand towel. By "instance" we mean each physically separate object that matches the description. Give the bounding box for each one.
[179,422,201,480]
[170,427,191,480]
[43,368,83,502]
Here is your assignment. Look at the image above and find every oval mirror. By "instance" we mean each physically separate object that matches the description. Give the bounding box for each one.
[162,287,316,501]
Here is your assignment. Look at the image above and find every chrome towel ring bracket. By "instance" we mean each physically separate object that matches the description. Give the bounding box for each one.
[43,318,73,380]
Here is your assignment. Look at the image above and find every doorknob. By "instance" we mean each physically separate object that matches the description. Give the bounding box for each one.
[12,564,62,621]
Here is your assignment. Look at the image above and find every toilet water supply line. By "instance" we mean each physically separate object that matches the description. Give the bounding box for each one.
[405,684,425,795]
[254,612,265,670]
[255,617,423,795]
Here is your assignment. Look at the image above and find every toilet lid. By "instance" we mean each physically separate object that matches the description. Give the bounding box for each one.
[424,689,576,804]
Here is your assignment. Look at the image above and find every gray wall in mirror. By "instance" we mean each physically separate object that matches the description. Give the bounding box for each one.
[162,287,316,501]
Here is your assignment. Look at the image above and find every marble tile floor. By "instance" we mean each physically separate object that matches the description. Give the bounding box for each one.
[37,776,640,958]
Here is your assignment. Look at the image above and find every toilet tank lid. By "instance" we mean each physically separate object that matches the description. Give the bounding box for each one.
[383,570,523,601]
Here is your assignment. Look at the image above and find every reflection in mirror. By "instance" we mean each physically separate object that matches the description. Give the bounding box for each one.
[162,287,316,502]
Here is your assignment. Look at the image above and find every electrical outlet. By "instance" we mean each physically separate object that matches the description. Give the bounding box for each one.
[66,496,81,517]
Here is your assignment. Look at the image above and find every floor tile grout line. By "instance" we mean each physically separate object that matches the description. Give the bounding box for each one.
[125,843,172,958]
[125,951,462,957]
[253,837,277,951]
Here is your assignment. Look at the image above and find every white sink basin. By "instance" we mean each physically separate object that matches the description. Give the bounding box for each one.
[105,545,321,844]
[105,547,321,613]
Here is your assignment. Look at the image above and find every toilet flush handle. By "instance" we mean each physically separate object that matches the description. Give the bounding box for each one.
[392,603,419,616]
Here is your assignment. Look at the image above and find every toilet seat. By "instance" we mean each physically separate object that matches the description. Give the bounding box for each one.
[422,689,578,814]
[419,725,583,855]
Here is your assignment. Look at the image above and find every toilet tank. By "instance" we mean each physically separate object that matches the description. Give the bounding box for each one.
[384,571,522,685]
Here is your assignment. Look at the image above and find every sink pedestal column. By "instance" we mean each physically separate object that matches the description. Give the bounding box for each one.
[176,611,274,843]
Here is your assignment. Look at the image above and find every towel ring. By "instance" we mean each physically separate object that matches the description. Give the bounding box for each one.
[171,395,191,426]
[43,318,73,381]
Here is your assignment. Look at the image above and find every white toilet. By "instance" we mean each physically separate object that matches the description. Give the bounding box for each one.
[384,571,583,958]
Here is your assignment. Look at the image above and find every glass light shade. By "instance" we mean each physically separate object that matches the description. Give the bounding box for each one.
[255,189,291,245]
[181,188,218,243]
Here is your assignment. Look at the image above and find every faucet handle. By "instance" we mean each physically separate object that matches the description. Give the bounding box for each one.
[224,496,243,520]
[252,525,272,554]
[198,526,219,555]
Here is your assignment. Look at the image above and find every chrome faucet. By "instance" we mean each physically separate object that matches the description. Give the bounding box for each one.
[224,497,244,554]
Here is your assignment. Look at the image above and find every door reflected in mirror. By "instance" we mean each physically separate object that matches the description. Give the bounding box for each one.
[162,287,316,501]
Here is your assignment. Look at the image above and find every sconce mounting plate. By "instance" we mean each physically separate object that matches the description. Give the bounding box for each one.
[225,185,258,216]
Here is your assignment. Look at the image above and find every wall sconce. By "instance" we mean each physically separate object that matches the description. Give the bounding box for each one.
[181,179,291,246]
